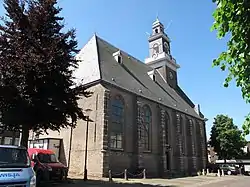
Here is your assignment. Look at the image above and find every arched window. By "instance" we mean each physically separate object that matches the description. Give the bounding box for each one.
[110,95,124,149]
[165,112,171,170]
[180,115,185,154]
[193,120,197,156]
[180,115,183,135]
[165,112,170,144]
[199,121,204,137]
[188,119,193,136]
[186,118,193,156]
[140,105,151,150]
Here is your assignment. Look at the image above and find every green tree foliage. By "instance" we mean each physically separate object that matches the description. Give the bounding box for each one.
[209,114,246,161]
[0,0,91,147]
[211,0,250,134]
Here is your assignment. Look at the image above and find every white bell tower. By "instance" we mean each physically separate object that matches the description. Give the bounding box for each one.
[145,18,180,89]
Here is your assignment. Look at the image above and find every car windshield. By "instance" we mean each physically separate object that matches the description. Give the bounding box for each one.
[0,147,30,168]
[222,164,236,168]
[37,153,58,163]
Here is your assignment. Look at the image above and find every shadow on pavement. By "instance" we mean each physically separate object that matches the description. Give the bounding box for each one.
[42,179,179,187]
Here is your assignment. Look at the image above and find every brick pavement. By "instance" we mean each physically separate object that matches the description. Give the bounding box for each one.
[196,176,250,187]
[111,176,239,187]
[44,175,245,187]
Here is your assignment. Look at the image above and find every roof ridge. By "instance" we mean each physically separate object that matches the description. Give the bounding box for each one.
[95,35,146,66]
[94,34,102,80]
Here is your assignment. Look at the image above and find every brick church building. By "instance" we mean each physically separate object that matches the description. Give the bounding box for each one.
[30,18,208,178]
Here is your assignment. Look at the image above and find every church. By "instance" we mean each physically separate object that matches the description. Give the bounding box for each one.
[29,19,208,178]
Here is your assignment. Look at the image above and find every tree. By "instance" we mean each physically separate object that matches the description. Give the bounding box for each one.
[211,0,250,134]
[209,114,246,161]
[0,0,91,147]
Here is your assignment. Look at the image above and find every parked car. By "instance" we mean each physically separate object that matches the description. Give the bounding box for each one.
[28,148,68,184]
[219,164,240,175]
[207,163,220,173]
[0,145,36,187]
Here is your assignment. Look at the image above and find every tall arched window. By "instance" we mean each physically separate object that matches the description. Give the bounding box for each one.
[188,119,193,136]
[165,112,170,144]
[165,112,171,170]
[180,115,184,155]
[140,105,151,150]
[110,95,124,149]
[187,119,193,157]
[192,120,197,156]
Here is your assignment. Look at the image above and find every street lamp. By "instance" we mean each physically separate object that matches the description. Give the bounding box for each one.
[83,109,93,181]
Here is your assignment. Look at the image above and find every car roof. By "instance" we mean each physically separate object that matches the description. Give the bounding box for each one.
[28,148,55,154]
[0,144,26,150]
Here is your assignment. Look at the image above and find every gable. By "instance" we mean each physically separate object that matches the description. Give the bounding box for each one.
[73,35,101,86]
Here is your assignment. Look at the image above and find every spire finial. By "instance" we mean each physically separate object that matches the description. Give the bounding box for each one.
[156,12,159,21]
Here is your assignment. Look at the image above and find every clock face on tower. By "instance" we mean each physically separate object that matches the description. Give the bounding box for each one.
[164,42,170,54]
[153,43,159,55]
[164,42,168,49]
[169,71,173,80]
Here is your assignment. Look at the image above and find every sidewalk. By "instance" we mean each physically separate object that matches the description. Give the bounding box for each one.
[110,175,239,187]
[54,175,239,187]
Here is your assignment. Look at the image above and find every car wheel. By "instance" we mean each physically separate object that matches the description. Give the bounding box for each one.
[36,170,42,187]
[59,170,67,181]
[227,170,232,175]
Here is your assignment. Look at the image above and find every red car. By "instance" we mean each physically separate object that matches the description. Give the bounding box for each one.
[28,148,68,184]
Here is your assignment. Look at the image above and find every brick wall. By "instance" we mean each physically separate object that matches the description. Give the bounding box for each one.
[29,82,207,178]
[30,84,106,177]
[106,85,162,177]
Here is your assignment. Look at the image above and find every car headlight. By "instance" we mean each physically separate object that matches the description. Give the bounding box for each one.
[30,175,36,187]
[47,166,52,171]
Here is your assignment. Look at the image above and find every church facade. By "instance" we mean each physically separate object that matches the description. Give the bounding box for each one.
[31,19,207,178]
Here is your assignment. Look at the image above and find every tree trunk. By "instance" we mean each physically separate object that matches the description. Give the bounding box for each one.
[20,126,29,148]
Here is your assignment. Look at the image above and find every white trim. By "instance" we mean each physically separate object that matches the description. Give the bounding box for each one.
[113,50,122,64]
[145,52,180,71]
[147,70,155,81]
[148,33,171,43]
[112,50,121,57]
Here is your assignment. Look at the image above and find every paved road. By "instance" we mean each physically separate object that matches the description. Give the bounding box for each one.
[45,176,250,187]
[197,176,250,187]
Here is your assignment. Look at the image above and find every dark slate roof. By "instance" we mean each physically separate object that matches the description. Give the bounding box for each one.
[74,35,204,120]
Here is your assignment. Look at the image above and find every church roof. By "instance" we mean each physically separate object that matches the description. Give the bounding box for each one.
[74,34,203,120]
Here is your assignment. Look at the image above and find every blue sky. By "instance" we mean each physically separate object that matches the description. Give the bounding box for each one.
[0,0,249,139]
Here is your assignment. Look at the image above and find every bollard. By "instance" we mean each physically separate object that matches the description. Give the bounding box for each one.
[221,169,225,176]
[202,169,205,176]
[206,168,209,175]
[124,169,128,180]
[143,169,146,179]
[108,170,112,182]
[217,169,221,177]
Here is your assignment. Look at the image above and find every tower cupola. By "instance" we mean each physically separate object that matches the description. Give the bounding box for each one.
[145,18,180,89]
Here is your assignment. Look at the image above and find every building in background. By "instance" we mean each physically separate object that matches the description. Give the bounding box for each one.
[29,19,208,178]
[0,125,20,146]
[207,146,218,164]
